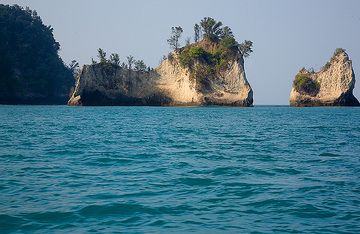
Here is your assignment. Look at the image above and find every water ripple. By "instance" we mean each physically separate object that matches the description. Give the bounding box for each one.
[0,106,360,233]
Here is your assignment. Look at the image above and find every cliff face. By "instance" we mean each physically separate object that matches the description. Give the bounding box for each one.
[68,48,253,106]
[68,64,168,106]
[290,50,359,107]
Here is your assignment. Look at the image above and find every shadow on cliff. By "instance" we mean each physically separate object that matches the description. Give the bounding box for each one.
[81,89,172,106]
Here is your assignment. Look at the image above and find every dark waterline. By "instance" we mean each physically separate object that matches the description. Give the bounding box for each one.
[1,106,360,233]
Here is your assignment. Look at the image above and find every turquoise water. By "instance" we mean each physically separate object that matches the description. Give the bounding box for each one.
[1,106,360,233]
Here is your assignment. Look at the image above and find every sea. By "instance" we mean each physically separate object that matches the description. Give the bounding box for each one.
[0,105,360,233]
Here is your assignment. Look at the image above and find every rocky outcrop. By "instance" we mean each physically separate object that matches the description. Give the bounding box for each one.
[68,45,253,106]
[68,64,169,106]
[290,49,359,107]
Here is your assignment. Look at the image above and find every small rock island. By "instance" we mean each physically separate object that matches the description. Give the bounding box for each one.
[290,49,359,107]
[68,18,253,106]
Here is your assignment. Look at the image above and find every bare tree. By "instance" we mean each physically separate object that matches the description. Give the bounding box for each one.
[167,26,183,50]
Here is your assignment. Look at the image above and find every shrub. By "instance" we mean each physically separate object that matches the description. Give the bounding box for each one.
[322,61,331,71]
[179,46,212,68]
[293,74,320,96]
[334,48,345,57]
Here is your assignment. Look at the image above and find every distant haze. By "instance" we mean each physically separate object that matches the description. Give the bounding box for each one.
[2,0,360,105]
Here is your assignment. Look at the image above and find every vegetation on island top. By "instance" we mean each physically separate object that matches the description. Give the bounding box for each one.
[322,48,346,71]
[294,47,347,96]
[2,4,350,105]
[0,4,74,104]
[166,17,253,87]
[167,17,253,63]
[87,17,253,85]
[334,48,346,57]
[293,72,320,96]
[90,48,152,75]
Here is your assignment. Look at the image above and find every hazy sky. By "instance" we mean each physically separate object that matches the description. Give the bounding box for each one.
[3,0,360,104]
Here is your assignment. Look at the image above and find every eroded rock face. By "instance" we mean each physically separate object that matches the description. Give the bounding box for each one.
[290,50,360,107]
[68,64,169,106]
[68,51,253,106]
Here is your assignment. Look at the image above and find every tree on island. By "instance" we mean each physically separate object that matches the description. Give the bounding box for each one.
[110,53,120,66]
[167,26,183,50]
[200,17,224,41]
[69,60,80,76]
[221,26,233,39]
[97,48,107,64]
[134,60,147,72]
[126,55,135,70]
[194,23,201,43]
[0,4,73,104]
[90,48,150,73]
[168,17,254,73]
[239,40,253,58]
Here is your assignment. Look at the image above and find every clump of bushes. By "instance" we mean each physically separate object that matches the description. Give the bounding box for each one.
[179,46,212,68]
[177,37,240,90]
[293,73,320,96]
[333,48,345,57]
[178,36,238,69]
[167,17,254,91]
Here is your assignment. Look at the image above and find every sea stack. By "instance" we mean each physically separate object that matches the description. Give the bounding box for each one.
[69,39,253,106]
[290,49,359,107]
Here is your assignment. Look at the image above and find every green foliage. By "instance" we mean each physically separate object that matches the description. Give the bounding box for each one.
[200,17,223,41]
[126,55,135,70]
[97,48,107,63]
[92,49,149,74]
[179,35,242,71]
[239,40,253,58]
[167,26,183,50]
[134,60,147,72]
[110,53,120,66]
[221,26,233,39]
[168,17,254,91]
[194,24,200,43]
[69,60,80,76]
[179,46,212,68]
[293,73,320,96]
[219,36,238,52]
[334,48,345,57]
[0,4,73,103]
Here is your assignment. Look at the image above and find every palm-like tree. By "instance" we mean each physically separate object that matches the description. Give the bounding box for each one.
[200,17,223,41]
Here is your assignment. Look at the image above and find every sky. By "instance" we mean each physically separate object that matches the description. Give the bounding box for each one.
[3,0,360,105]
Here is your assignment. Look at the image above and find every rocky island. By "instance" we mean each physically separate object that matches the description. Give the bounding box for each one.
[0,5,73,104]
[290,49,359,107]
[68,18,253,106]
